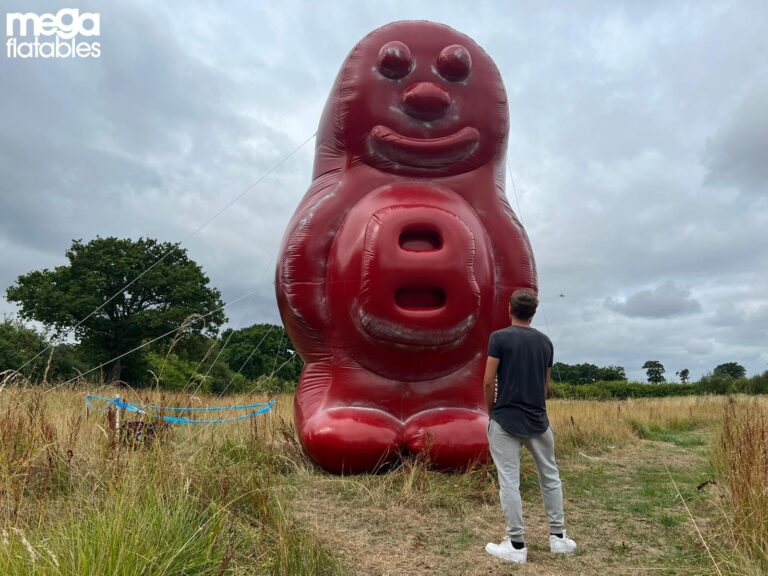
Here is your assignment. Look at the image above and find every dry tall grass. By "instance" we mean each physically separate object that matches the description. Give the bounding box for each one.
[710,398,768,575]
[548,395,725,453]
[0,384,337,575]
[1,381,766,575]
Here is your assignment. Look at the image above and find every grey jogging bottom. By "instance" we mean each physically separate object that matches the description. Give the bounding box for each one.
[487,419,565,541]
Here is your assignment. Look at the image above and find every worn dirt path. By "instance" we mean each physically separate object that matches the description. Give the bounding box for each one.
[291,438,715,576]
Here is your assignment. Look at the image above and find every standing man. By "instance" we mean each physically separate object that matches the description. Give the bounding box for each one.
[483,290,577,564]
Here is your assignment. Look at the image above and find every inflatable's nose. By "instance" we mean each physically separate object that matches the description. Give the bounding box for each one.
[401,82,450,121]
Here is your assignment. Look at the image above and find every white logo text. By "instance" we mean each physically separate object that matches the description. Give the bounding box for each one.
[6,9,101,59]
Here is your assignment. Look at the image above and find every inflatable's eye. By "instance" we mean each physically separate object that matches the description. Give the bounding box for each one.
[437,45,472,82]
[378,41,413,80]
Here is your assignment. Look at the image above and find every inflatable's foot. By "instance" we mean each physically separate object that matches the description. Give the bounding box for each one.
[403,408,489,470]
[300,407,402,474]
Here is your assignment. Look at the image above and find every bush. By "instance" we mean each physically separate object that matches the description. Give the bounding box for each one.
[250,375,297,395]
[0,317,48,378]
[205,360,250,395]
[696,372,735,395]
[552,371,768,400]
[44,343,91,382]
[221,324,303,382]
[146,352,248,394]
[731,371,768,395]
[0,318,88,383]
[551,380,699,400]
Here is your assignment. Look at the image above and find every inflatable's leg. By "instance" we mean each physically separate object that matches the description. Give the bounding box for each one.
[295,363,402,474]
[403,408,490,470]
[300,407,402,473]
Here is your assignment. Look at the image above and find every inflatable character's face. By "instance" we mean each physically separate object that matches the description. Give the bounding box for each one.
[330,21,508,177]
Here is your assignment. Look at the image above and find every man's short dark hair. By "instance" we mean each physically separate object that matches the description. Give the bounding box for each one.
[508,290,538,321]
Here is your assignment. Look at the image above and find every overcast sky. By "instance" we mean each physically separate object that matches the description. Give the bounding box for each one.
[2,0,766,382]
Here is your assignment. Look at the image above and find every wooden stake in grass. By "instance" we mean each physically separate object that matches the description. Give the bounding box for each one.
[114,395,121,434]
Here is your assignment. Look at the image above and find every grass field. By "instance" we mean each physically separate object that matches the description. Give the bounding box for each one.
[0,383,766,575]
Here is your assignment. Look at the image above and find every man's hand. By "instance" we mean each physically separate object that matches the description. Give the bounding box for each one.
[483,356,500,415]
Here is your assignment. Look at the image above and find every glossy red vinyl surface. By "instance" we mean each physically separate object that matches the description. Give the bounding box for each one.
[276,21,537,473]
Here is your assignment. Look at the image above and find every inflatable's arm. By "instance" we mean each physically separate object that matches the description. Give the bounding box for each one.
[276,173,340,362]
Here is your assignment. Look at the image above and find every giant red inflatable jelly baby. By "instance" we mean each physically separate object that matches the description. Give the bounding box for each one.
[276,21,537,473]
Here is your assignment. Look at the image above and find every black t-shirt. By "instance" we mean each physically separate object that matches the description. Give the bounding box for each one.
[488,325,553,437]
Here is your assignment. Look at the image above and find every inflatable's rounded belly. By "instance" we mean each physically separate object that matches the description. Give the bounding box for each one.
[327,182,495,379]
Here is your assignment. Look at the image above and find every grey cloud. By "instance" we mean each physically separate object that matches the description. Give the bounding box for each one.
[708,302,747,328]
[2,0,768,382]
[0,0,306,268]
[705,83,768,193]
[605,282,702,318]
[709,303,768,347]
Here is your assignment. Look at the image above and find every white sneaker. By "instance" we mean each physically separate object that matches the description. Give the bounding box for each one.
[485,538,527,563]
[549,531,577,553]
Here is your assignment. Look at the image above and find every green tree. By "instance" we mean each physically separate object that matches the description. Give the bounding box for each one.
[552,362,598,385]
[553,362,626,384]
[6,237,226,384]
[221,323,302,383]
[146,348,247,394]
[0,317,48,377]
[0,318,88,382]
[598,365,627,381]
[696,372,733,395]
[642,360,666,384]
[713,362,746,379]
[676,368,690,383]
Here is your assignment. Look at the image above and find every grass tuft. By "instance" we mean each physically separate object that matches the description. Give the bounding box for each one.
[708,398,768,574]
[0,387,341,575]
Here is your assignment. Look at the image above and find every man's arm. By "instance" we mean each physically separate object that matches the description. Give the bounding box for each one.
[483,356,500,415]
[545,367,551,397]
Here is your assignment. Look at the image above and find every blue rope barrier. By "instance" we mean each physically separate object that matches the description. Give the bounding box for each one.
[85,395,275,425]
[85,394,271,412]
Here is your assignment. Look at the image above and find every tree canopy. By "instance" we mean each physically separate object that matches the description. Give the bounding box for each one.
[713,362,746,379]
[6,237,226,383]
[0,317,47,376]
[642,360,666,384]
[220,323,302,383]
[552,362,626,385]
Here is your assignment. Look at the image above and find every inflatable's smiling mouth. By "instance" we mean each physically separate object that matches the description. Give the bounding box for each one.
[368,125,480,170]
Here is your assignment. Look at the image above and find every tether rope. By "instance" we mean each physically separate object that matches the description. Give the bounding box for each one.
[217,324,275,397]
[14,131,317,375]
[170,343,297,449]
[180,255,277,401]
[507,160,563,384]
[46,284,267,393]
